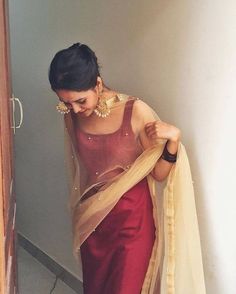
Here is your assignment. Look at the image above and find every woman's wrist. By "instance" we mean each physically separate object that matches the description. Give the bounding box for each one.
[161,141,177,163]
[160,129,180,162]
[166,140,178,154]
[166,131,180,153]
[169,136,180,143]
[169,128,181,143]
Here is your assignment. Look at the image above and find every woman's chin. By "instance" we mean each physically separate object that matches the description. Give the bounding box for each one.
[79,109,93,117]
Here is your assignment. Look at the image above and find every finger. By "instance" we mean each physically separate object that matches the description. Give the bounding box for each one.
[146,125,161,135]
[146,121,163,129]
[146,130,159,138]
[145,122,156,129]
[145,123,160,132]
[145,125,157,134]
[145,127,155,135]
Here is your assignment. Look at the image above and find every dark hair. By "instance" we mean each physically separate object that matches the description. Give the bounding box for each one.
[48,43,101,92]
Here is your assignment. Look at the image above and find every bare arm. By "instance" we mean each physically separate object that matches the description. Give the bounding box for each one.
[132,100,181,182]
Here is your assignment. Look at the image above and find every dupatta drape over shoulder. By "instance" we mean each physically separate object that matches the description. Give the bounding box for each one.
[63,97,206,294]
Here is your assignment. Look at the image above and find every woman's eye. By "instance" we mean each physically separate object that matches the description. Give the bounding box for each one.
[65,103,73,109]
[77,99,86,104]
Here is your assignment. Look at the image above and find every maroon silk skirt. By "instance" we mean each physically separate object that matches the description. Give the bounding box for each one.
[80,178,156,294]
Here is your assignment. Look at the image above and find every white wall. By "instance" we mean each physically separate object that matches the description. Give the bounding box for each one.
[9,0,236,292]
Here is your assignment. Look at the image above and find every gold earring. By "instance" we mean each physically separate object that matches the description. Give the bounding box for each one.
[56,101,71,114]
[94,96,111,118]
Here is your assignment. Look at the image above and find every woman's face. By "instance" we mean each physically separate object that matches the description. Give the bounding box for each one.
[56,87,99,117]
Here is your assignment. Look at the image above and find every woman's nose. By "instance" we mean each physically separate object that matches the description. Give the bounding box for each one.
[71,103,83,113]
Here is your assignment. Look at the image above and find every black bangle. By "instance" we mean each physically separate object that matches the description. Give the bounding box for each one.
[161,141,177,163]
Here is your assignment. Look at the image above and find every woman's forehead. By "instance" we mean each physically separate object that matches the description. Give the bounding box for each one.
[56,89,89,102]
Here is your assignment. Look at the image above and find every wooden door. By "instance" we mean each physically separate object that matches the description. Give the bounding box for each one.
[0,0,18,293]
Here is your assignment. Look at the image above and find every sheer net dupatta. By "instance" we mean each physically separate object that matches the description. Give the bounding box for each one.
[161,144,206,294]
[63,108,206,294]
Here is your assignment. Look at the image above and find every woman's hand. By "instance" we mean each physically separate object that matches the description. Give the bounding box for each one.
[145,121,181,181]
[145,121,181,143]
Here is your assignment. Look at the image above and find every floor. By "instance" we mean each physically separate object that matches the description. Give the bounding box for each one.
[17,245,78,294]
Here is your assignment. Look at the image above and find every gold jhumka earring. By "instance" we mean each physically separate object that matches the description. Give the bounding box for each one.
[56,101,71,114]
[93,98,111,118]
[93,84,122,118]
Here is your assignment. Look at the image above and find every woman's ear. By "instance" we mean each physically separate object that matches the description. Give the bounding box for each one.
[96,76,103,93]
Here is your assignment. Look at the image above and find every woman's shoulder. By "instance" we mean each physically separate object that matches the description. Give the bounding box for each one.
[116,92,159,122]
[118,93,153,110]
[118,94,158,134]
[132,97,157,123]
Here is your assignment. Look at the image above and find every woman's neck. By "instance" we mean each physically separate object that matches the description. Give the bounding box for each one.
[102,85,118,99]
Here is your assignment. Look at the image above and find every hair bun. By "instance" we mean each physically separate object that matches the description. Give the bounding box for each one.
[69,42,83,50]
[49,42,100,91]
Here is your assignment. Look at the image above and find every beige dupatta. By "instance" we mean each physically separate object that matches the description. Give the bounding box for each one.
[64,102,206,294]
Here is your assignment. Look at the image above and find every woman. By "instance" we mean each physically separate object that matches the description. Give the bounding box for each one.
[48,43,206,294]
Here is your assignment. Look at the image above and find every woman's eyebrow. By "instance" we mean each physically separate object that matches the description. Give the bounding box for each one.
[59,97,85,103]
